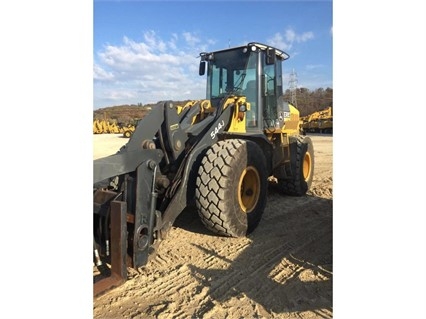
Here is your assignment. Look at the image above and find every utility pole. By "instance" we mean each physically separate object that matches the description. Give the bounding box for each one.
[288,68,298,108]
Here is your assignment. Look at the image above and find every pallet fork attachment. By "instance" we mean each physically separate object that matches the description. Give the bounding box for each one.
[93,201,127,297]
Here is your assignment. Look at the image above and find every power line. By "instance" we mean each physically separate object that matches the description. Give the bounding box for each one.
[288,68,298,108]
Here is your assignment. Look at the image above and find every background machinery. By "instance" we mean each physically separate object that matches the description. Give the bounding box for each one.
[301,106,333,134]
[122,124,135,138]
[93,119,124,134]
[93,42,315,295]
[121,119,142,138]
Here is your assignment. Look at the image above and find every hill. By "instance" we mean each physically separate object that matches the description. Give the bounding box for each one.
[93,101,190,125]
[93,86,333,124]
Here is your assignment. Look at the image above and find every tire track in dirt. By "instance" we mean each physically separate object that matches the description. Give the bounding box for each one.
[172,195,332,317]
[94,195,332,319]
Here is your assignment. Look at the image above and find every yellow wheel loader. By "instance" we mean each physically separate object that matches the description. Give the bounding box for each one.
[301,106,333,134]
[122,124,135,138]
[93,42,315,295]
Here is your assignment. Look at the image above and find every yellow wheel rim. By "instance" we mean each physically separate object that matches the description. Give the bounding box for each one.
[238,166,260,213]
[303,151,312,181]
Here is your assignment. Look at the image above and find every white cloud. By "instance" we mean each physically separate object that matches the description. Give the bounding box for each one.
[298,31,314,42]
[107,89,138,100]
[143,30,167,52]
[168,33,178,50]
[268,33,291,51]
[94,32,212,107]
[285,29,296,43]
[93,63,114,81]
[306,64,324,70]
[93,28,321,108]
[183,32,200,47]
[268,27,315,52]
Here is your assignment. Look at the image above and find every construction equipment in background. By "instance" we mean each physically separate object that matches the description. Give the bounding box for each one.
[301,106,333,134]
[121,119,142,138]
[121,124,135,138]
[93,119,107,134]
[93,119,124,134]
[93,42,315,296]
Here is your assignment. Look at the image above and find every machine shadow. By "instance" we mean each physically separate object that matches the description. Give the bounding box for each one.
[176,192,332,316]
[173,206,220,237]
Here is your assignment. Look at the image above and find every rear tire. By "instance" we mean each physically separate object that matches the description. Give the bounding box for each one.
[195,139,267,237]
[278,135,314,196]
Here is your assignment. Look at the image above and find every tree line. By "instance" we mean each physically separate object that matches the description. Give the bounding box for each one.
[283,87,333,117]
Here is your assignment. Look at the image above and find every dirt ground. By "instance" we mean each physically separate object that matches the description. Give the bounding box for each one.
[93,133,333,318]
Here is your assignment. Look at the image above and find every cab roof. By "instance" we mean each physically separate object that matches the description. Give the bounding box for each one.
[200,42,290,61]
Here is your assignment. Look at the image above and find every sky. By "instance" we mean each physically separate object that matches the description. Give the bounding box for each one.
[93,0,332,109]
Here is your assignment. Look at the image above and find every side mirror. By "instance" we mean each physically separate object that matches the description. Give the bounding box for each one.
[199,61,206,76]
[266,48,276,65]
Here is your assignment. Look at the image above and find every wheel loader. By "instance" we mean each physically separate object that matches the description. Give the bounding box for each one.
[122,119,141,138]
[93,42,315,296]
[122,124,135,138]
[301,106,333,134]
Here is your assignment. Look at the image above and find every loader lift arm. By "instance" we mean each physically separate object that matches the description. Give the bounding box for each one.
[93,99,235,296]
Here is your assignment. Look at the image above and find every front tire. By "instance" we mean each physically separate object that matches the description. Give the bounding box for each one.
[195,139,268,237]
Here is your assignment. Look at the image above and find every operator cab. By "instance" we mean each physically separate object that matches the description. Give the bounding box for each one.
[199,42,290,131]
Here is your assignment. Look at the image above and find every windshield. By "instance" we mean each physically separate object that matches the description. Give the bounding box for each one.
[206,48,258,99]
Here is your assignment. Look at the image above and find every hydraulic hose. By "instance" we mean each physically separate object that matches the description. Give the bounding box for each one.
[148,162,159,245]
